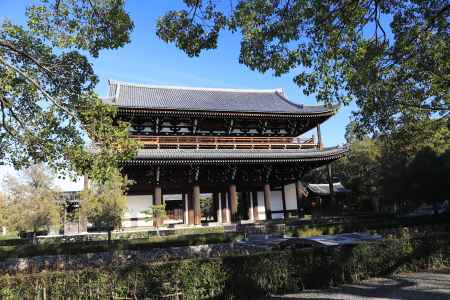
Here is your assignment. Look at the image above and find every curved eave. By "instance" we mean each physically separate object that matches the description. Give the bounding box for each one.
[113,106,338,119]
[121,147,347,166]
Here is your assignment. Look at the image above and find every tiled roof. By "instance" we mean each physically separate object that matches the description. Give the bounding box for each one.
[105,80,334,115]
[125,147,347,164]
[307,182,350,195]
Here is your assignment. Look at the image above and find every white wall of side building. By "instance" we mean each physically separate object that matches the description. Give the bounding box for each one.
[271,190,284,219]
[122,195,153,228]
[256,191,267,220]
[255,183,298,221]
[284,183,297,210]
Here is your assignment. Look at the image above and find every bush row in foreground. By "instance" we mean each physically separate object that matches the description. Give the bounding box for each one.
[1,233,449,299]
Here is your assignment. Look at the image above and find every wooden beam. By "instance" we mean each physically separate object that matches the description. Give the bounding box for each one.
[264,183,272,220]
[193,184,201,225]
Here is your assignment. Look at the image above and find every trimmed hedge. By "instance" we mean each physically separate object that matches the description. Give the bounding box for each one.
[288,215,450,238]
[0,232,242,261]
[1,234,449,299]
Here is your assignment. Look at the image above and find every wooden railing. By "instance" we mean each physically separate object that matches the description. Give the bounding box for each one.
[134,136,318,150]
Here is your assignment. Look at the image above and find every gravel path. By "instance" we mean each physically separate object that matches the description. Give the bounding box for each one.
[272,270,450,300]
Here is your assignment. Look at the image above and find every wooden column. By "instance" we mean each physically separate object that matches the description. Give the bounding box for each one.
[193,184,201,225]
[154,185,162,227]
[252,191,259,221]
[282,186,288,220]
[188,192,194,225]
[248,192,254,221]
[327,164,336,210]
[221,193,229,223]
[264,183,272,220]
[295,180,304,217]
[183,193,188,225]
[316,124,323,149]
[216,192,222,224]
[212,193,219,222]
[229,184,238,222]
[213,193,222,223]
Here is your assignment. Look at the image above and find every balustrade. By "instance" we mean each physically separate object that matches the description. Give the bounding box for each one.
[134,135,318,150]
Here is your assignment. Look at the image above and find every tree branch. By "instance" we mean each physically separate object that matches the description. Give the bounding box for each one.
[0,100,15,137]
[0,56,80,121]
[0,40,55,77]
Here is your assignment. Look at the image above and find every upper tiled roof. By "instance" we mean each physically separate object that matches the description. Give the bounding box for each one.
[105,80,334,115]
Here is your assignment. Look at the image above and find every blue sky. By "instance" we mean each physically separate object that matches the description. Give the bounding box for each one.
[0,0,356,190]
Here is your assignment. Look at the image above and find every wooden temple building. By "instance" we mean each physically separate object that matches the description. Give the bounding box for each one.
[104,81,347,227]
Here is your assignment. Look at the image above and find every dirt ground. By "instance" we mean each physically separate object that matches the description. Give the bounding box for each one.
[272,270,450,300]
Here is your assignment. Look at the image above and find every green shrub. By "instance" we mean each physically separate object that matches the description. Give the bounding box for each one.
[1,234,449,299]
[0,232,240,261]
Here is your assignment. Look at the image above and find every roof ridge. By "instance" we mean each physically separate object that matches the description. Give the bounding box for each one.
[108,79,281,94]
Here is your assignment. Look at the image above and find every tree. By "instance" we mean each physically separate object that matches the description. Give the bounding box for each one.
[157,0,449,134]
[142,203,167,237]
[0,192,6,233]
[380,118,450,212]
[0,0,139,181]
[1,164,61,241]
[80,169,129,244]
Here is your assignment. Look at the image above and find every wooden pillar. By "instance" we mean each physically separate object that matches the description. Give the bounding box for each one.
[295,180,304,217]
[212,193,219,222]
[213,193,222,223]
[316,124,323,149]
[183,193,188,225]
[154,185,162,227]
[193,184,201,225]
[221,193,229,223]
[188,192,194,225]
[252,191,259,221]
[282,186,288,220]
[216,192,222,224]
[248,192,254,221]
[327,164,336,210]
[229,184,238,222]
[264,183,272,220]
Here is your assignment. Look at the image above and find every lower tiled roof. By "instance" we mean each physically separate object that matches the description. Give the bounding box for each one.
[123,146,347,165]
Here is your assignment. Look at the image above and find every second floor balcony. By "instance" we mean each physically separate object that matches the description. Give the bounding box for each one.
[135,135,319,150]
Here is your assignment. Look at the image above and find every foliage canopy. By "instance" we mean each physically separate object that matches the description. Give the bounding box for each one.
[0,0,138,181]
[1,164,61,235]
[157,0,450,134]
[80,169,129,232]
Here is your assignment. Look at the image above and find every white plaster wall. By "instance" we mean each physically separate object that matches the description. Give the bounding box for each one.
[164,194,182,201]
[284,184,298,210]
[256,191,266,220]
[271,190,284,219]
[122,195,153,228]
